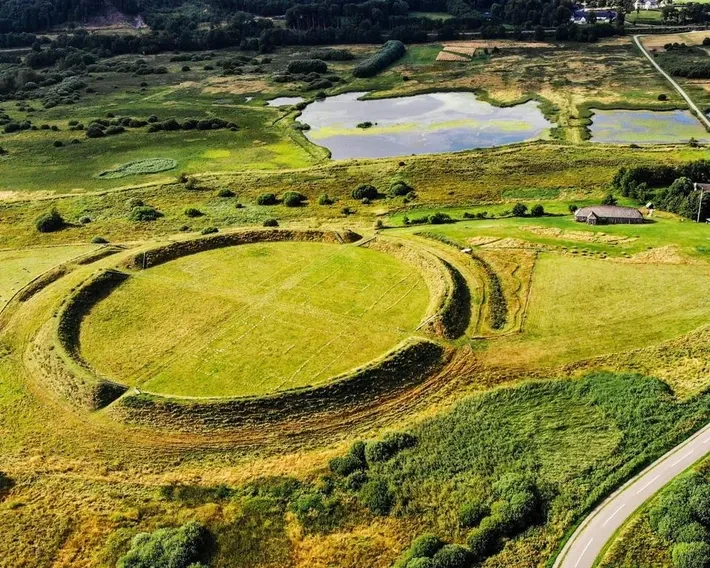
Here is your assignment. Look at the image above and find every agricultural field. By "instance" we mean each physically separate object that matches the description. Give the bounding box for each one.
[3,17,710,568]
[80,242,429,397]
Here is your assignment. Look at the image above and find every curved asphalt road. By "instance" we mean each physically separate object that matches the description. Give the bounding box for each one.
[554,421,710,568]
[554,33,710,568]
[633,33,710,130]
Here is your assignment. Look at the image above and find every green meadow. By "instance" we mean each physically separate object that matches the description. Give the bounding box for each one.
[80,242,429,397]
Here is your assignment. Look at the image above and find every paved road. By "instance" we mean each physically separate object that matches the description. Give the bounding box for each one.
[633,34,710,130]
[554,421,710,568]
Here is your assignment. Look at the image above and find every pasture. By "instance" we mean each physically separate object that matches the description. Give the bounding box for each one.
[79,241,429,397]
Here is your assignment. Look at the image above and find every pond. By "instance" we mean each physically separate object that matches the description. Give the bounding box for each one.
[589,109,710,144]
[267,96,305,107]
[298,92,552,159]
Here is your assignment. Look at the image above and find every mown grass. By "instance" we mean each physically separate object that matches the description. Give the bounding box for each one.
[487,254,710,367]
[80,242,429,397]
[0,244,97,310]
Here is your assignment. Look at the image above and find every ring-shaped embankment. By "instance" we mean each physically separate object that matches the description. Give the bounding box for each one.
[42,230,461,430]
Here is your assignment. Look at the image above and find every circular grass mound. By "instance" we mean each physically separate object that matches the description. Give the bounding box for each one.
[96,158,177,179]
[79,241,430,398]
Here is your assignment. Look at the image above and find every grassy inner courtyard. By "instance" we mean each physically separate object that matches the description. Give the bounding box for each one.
[79,241,430,397]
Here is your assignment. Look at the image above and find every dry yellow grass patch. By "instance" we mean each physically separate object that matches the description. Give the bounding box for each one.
[616,245,691,265]
[522,225,638,244]
[436,51,470,62]
[292,517,418,568]
[443,45,476,56]
[203,76,273,95]
[641,31,708,50]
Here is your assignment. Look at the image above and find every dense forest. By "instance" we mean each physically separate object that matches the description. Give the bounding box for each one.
[0,0,619,37]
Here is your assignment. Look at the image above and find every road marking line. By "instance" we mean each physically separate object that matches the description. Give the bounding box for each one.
[636,474,661,495]
[602,504,626,527]
[671,450,694,468]
[575,539,593,568]
[703,437,710,444]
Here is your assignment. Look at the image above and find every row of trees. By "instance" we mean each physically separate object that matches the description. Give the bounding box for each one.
[613,161,710,221]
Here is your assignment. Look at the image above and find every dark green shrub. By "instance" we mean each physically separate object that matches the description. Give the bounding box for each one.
[184,208,203,218]
[283,191,306,207]
[287,59,328,74]
[263,218,279,227]
[329,454,364,477]
[360,478,394,515]
[352,184,377,200]
[85,123,105,138]
[126,198,144,209]
[129,206,162,222]
[365,433,417,464]
[257,193,277,206]
[35,209,64,233]
[671,541,710,568]
[601,193,618,206]
[428,212,452,225]
[353,40,406,78]
[512,203,527,217]
[346,470,368,491]
[676,522,710,544]
[0,471,13,492]
[318,194,334,205]
[467,524,498,561]
[389,180,412,197]
[357,121,373,129]
[459,500,489,528]
[691,485,710,525]
[289,491,343,533]
[216,189,235,198]
[568,204,578,213]
[53,140,63,147]
[659,93,668,101]
[116,521,209,568]
[91,236,109,244]
[430,544,472,568]
[79,215,92,224]
[201,227,218,235]
[409,534,445,558]
[530,204,545,217]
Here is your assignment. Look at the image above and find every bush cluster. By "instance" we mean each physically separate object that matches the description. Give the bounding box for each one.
[147,117,237,133]
[116,521,210,568]
[649,472,710,568]
[129,205,162,222]
[352,40,406,78]
[286,59,328,74]
[35,209,64,233]
[257,193,278,206]
[282,191,306,207]
[352,184,378,200]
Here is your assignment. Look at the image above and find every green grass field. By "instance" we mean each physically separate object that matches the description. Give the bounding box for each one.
[489,254,710,367]
[80,242,429,397]
[0,245,96,310]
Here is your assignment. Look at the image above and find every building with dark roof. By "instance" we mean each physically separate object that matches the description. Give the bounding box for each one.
[574,205,644,225]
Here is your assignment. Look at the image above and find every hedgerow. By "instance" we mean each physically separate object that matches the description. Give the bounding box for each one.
[352,40,406,78]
